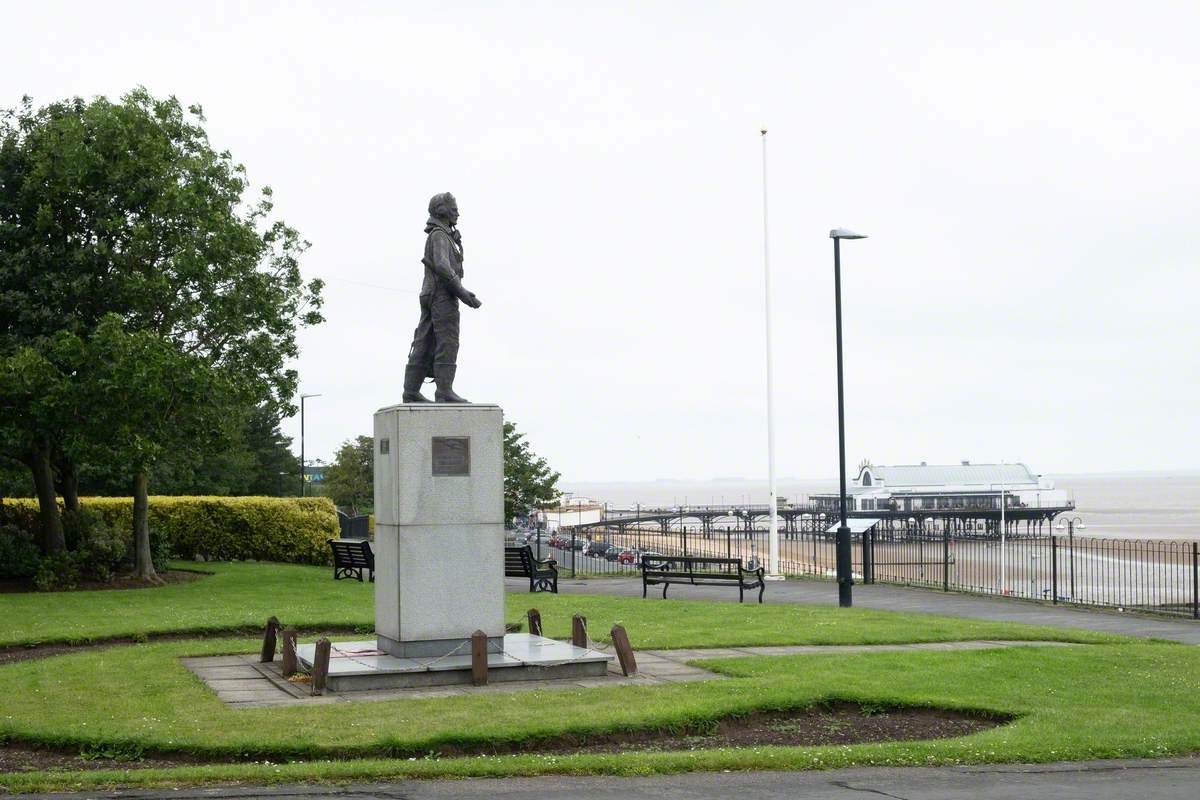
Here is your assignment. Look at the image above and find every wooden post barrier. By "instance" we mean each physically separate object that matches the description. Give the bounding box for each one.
[281,628,298,677]
[471,630,489,686]
[259,616,279,662]
[572,614,587,649]
[527,608,542,637]
[311,637,331,696]
[611,624,637,676]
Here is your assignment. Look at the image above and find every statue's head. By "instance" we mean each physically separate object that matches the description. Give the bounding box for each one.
[428,192,459,226]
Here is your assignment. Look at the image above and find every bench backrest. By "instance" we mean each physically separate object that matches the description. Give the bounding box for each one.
[504,545,535,577]
[329,539,373,568]
[642,555,744,576]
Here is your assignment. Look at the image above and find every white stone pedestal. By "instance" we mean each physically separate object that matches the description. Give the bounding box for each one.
[373,403,505,658]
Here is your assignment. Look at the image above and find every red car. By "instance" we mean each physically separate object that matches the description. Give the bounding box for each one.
[617,549,638,566]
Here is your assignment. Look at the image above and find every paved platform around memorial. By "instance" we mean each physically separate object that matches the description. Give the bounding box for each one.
[182,639,1071,708]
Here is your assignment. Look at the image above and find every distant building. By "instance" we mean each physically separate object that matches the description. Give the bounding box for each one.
[811,461,1071,513]
[536,495,605,531]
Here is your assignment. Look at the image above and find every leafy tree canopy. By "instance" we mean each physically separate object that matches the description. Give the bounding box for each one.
[0,88,323,572]
[503,421,560,525]
[323,436,373,514]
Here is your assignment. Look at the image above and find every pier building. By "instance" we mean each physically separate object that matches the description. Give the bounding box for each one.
[810,461,1071,515]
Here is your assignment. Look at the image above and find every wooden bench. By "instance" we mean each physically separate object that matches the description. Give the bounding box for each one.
[505,545,558,593]
[329,538,374,582]
[641,555,765,603]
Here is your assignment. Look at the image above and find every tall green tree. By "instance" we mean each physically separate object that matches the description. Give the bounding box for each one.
[0,89,322,577]
[0,345,74,553]
[503,422,561,525]
[323,436,373,514]
[241,405,302,496]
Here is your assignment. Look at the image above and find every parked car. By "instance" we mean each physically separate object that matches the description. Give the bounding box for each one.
[617,549,638,566]
[586,540,614,558]
[604,547,622,562]
[570,538,585,551]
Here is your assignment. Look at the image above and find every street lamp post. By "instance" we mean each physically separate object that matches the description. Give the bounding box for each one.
[1056,515,1085,600]
[830,228,867,608]
[299,393,321,496]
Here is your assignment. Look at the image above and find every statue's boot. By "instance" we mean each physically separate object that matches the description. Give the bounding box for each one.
[402,364,431,403]
[434,364,469,403]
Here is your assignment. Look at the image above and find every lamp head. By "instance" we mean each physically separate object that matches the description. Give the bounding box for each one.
[830,228,868,240]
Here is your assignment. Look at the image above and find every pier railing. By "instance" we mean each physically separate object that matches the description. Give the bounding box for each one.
[530,524,1200,618]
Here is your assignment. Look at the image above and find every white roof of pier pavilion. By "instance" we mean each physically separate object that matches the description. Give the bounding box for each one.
[857,463,1040,488]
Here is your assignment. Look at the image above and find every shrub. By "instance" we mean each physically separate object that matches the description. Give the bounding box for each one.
[148,527,173,573]
[0,524,40,580]
[0,497,338,566]
[33,552,82,591]
[63,509,127,581]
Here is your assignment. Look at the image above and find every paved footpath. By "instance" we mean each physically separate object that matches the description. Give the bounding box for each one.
[25,758,1200,799]
[516,576,1200,644]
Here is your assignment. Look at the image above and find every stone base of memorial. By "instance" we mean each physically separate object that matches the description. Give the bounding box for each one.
[295,633,609,692]
[317,402,608,692]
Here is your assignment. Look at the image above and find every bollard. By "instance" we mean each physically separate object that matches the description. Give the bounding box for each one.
[571,614,587,649]
[259,616,279,662]
[471,630,489,686]
[281,628,298,677]
[311,637,331,696]
[527,608,542,637]
[611,624,637,676]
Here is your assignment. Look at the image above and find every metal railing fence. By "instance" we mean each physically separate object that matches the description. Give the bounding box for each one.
[523,524,1200,618]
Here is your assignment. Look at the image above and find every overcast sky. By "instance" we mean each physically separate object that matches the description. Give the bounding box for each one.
[5,1,1198,481]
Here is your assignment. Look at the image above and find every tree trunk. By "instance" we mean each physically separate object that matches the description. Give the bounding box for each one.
[132,470,159,582]
[55,455,80,514]
[28,446,65,556]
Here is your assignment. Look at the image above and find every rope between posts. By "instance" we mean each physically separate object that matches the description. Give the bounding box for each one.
[579,618,612,653]
[415,637,473,669]
[329,643,385,673]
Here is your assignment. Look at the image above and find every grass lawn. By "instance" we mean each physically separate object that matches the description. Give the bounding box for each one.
[1,638,1197,792]
[0,560,1126,649]
[0,560,1190,793]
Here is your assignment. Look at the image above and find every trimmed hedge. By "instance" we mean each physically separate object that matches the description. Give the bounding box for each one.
[0,496,339,566]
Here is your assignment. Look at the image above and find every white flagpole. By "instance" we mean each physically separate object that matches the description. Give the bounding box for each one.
[1000,485,1008,594]
[761,128,782,580]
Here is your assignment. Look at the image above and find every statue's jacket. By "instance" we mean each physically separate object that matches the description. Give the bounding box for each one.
[420,218,465,300]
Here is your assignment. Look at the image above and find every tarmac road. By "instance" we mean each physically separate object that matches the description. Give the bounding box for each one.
[23,758,1200,800]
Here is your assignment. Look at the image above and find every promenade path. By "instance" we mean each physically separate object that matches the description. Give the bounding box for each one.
[508,575,1200,644]
[26,758,1200,799]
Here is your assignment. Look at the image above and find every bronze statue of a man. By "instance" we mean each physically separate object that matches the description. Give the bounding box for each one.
[403,192,482,403]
